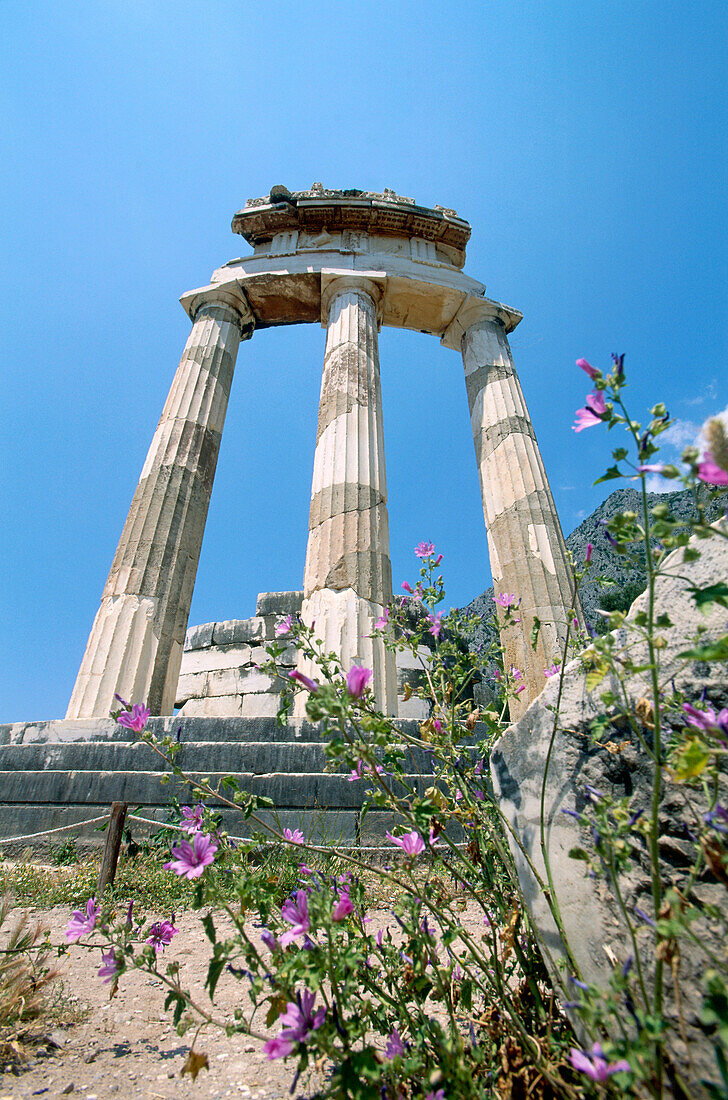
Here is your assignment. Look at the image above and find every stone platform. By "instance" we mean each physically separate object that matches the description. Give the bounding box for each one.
[0,716,459,852]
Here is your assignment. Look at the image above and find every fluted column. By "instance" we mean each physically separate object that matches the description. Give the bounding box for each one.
[297,277,397,714]
[67,295,254,718]
[463,317,581,716]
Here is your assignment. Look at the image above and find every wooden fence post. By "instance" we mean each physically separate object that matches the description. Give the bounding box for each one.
[97,801,128,895]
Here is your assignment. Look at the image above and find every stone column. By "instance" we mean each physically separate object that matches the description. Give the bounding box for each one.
[67,295,254,718]
[462,317,581,716]
[297,277,397,714]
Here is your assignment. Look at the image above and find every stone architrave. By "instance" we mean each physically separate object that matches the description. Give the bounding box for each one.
[297,276,398,714]
[461,315,580,714]
[66,294,254,719]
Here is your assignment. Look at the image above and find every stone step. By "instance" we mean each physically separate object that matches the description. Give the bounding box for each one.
[0,741,443,775]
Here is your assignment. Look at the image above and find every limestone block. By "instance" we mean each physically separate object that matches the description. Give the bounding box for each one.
[255,591,303,616]
[396,696,430,720]
[205,666,278,697]
[241,693,282,718]
[491,527,728,1093]
[177,695,245,718]
[175,670,208,702]
[179,643,253,676]
[212,618,266,646]
[184,622,215,651]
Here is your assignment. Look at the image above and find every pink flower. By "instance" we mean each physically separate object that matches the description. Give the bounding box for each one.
[180,804,204,834]
[638,463,666,474]
[163,833,218,879]
[263,989,325,1060]
[573,391,607,432]
[433,719,442,734]
[569,1044,630,1082]
[414,541,435,559]
[283,828,305,845]
[427,612,443,639]
[585,542,593,563]
[332,891,354,921]
[279,890,310,946]
[683,703,728,739]
[117,703,151,732]
[346,665,372,698]
[697,454,728,486]
[97,949,119,984]
[275,614,293,637]
[288,670,319,693]
[543,663,560,678]
[386,830,425,856]
[146,919,178,953]
[374,608,389,629]
[401,581,414,593]
[576,358,599,380]
[66,898,101,943]
[493,592,518,609]
[348,760,385,782]
[426,1091,446,1100]
[385,1029,406,1058]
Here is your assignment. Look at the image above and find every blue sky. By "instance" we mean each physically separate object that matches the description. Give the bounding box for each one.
[2,0,726,722]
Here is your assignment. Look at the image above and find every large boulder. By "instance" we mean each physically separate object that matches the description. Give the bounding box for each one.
[491,524,728,1094]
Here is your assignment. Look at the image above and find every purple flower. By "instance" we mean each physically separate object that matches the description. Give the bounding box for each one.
[585,542,593,563]
[263,989,325,1060]
[180,803,204,834]
[374,608,389,629]
[97,949,119,984]
[385,1029,406,1059]
[283,827,305,845]
[288,669,319,693]
[146,919,178,953]
[65,898,101,943]
[401,581,414,593]
[163,833,218,879]
[427,612,443,639]
[612,353,625,376]
[117,703,151,732]
[332,890,354,921]
[434,553,443,566]
[683,702,728,739]
[576,358,599,380]
[697,454,728,487]
[704,806,728,834]
[275,614,293,637]
[493,592,518,609]
[415,541,435,559]
[113,693,129,708]
[386,830,425,856]
[260,928,279,951]
[279,890,310,946]
[346,665,372,698]
[638,463,666,474]
[569,1043,630,1082]
[543,663,561,678]
[635,907,656,928]
[348,760,384,782]
[425,1091,446,1100]
[573,401,604,433]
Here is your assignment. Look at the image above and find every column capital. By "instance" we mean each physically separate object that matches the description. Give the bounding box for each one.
[179,282,255,339]
[320,271,386,328]
[440,293,522,351]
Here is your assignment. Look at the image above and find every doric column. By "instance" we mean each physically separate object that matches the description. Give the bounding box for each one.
[462,316,581,716]
[297,276,397,714]
[67,294,254,718]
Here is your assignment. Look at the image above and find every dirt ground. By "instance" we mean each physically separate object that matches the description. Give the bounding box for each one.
[0,901,487,1100]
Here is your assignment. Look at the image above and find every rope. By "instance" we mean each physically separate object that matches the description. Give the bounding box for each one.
[0,814,110,846]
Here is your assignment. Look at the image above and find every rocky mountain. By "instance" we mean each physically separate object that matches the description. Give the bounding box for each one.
[462,485,724,649]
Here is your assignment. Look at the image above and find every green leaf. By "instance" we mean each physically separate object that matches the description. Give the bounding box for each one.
[206,953,225,1001]
[568,847,590,861]
[201,913,216,944]
[612,447,628,461]
[688,583,728,612]
[530,616,541,648]
[670,737,711,781]
[679,634,728,661]
[594,465,624,485]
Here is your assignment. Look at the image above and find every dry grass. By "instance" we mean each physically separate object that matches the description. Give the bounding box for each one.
[0,892,61,1065]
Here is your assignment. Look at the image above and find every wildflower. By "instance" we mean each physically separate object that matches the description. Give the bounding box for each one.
[585,542,593,563]
[434,553,443,566]
[279,890,310,946]
[263,989,326,1060]
[427,611,443,639]
[346,665,372,698]
[374,607,389,629]
[561,808,581,819]
[697,455,728,485]
[401,581,414,593]
[283,827,305,845]
[146,919,178,953]
[425,1091,445,1100]
[113,692,129,707]
[543,663,560,678]
[415,541,435,559]
[386,830,425,856]
[348,760,384,782]
[635,907,656,928]
[98,950,119,984]
[683,702,728,739]
[573,391,607,433]
[704,806,728,834]
[117,703,151,732]
[576,357,599,380]
[180,803,204,834]
[288,670,319,693]
[385,1029,406,1058]
[638,463,666,474]
[260,928,278,951]
[376,929,384,946]
[163,833,218,879]
[332,890,354,921]
[493,592,518,609]
[612,353,625,376]
[275,614,293,637]
[66,898,101,943]
[569,1043,630,1081]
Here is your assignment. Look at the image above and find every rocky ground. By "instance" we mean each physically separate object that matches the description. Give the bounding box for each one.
[0,901,487,1100]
